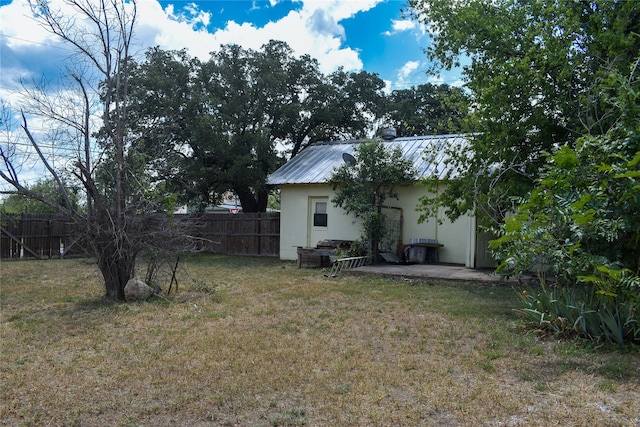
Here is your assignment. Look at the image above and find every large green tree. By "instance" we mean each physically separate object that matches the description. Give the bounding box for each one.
[492,52,640,278]
[408,0,640,225]
[489,61,640,343]
[410,0,640,344]
[382,83,471,137]
[127,41,387,212]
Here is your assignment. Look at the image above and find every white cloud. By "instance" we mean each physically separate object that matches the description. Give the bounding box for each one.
[136,0,383,73]
[384,19,416,35]
[384,17,428,40]
[0,1,58,48]
[309,8,345,39]
[394,61,466,89]
[394,60,423,89]
[426,74,444,85]
[382,79,393,94]
[238,0,380,72]
[135,1,218,58]
[0,0,382,137]
[6,0,449,97]
[177,2,211,28]
[399,60,421,77]
[0,0,382,78]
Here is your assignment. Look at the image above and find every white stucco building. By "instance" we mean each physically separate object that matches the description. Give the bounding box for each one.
[267,134,496,268]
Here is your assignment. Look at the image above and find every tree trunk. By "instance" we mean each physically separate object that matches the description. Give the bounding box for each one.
[371,203,383,263]
[371,228,380,264]
[235,188,269,213]
[92,231,136,301]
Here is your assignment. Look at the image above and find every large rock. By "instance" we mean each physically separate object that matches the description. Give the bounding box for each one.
[124,278,155,302]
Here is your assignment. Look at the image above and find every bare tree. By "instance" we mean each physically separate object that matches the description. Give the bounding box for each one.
[0,0,177,301]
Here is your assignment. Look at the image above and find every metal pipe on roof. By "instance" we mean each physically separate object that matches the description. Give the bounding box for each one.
[380,128,397,141]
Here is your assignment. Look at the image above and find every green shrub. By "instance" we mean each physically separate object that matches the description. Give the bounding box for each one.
[518,267,639,345]
[335,238,369,258]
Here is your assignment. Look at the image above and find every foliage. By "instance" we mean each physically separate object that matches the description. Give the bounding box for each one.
[429,0,640,344]
[334,238,369,259]
[408,0,640,226]
[0,179,80,213]
[491,142,640,284]
[126,42,386,212]
[490,57,640,284]
[267,189,280,211]
[329,140,415,261]
[491,53,640,344]
[518,267,639,345]
[382,83,471,137]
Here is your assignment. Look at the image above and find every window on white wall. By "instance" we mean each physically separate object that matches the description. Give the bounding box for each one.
[313,201,328,227]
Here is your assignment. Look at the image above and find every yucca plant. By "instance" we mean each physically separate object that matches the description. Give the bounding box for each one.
[519,267,640,344]
[579,267,639,345]
[517,286,579,336]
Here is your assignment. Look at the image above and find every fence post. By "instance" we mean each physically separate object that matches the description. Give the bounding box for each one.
[258,212,262,256]
[48,217,52,259]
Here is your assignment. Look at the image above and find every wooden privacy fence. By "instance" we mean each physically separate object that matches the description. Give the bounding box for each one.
[173,212,280,257]
[0,213,85,260]
[0,212,280,260]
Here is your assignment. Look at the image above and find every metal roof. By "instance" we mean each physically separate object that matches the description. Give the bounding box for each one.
[266,134,468,185]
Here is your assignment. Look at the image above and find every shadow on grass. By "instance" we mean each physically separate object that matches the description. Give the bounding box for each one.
[182,252,288,268]
[73,297,121,310]
[71,292,177,312]
[394,278,523,320]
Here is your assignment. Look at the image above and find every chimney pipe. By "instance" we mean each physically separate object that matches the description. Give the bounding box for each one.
[380,128,396,141]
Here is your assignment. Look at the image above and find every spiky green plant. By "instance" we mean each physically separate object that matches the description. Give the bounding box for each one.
[518,267,639,344]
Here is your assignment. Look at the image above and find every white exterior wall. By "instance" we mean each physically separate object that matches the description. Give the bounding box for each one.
[279,183,476,267]
[279,184,361,261]
[394,185,474,266]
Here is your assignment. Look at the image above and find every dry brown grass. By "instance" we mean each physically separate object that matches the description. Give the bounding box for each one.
[1,254,639,426]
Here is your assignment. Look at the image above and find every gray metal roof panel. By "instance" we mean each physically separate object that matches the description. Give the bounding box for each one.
[266,135,467,185]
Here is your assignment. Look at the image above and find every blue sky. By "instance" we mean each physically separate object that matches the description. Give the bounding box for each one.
[0,0,464,97]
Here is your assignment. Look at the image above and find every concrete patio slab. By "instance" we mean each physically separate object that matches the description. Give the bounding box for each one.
[345,263,518,285]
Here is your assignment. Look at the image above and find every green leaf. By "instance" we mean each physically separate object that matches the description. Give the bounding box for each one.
[627,151,640,168]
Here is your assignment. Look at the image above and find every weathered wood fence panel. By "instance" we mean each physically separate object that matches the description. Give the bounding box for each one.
[0,213,85,259]
[173,213,280,256]
[0,212,280,260]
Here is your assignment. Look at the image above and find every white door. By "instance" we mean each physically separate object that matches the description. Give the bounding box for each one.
[308,197,329,247]
[475,231,498,268]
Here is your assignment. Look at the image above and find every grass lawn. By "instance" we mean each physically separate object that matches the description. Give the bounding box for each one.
[1,254,639,426]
